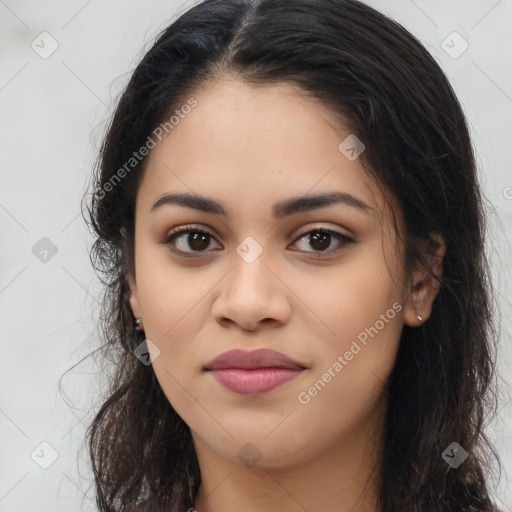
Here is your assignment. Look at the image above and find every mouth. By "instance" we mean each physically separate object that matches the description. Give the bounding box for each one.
[203,348,307,396]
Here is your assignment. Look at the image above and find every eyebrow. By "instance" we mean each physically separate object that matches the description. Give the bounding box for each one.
[150,191,371,218]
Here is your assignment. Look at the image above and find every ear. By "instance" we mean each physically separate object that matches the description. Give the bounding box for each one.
[403,233,446,327]
[121,226,142,320]
[127,271,142,320]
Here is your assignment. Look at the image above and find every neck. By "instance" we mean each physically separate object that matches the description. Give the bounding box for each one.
[192,414,384,512]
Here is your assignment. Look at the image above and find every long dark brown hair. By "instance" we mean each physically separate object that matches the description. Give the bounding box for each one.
[81,0,502,510]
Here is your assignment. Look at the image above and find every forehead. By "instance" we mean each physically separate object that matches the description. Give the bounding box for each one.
[136,77,390,222]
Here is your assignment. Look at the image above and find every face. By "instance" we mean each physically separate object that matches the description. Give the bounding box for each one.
[127,77,436,470]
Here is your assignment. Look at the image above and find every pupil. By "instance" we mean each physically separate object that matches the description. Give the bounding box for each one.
[310,232,330,251]
[189,232,209,251]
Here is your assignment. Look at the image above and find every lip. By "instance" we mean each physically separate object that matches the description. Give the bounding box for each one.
[204,348,306,371]
[204,348,307,396]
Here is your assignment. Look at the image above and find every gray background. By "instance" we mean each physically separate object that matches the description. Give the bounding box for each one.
[1,0,511,510]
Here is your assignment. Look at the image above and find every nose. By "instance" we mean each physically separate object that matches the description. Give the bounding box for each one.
[211,252,292,332]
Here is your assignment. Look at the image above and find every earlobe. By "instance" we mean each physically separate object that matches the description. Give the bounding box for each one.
[403,233,446,327]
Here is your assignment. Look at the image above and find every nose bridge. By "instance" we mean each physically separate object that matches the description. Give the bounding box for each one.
[229,234,276,296]
[212,234,291,330]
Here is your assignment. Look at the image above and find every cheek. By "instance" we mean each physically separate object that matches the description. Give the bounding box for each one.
[292,245,403,349]
[294,245,404,403]
[134,250,216,396]
[291,280,403,461]
[136,242,212,335]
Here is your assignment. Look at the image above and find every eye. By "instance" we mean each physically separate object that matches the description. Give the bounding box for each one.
[161,224,354,258]
[290,227,354,257]
[161,225,220,256]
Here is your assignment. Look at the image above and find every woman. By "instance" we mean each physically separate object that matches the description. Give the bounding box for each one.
[83,0,502,510]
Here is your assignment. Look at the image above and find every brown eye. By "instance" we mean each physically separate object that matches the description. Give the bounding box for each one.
[290,228,354,257]
[162,225,221,255]
[161,225,353,259]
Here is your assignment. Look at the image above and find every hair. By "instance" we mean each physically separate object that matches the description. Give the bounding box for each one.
[81,0,502,510]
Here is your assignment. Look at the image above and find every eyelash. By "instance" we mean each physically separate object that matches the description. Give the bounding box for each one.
[161,224,354,258]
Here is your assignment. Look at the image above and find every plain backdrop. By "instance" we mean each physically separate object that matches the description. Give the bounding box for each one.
[1,0,511,510]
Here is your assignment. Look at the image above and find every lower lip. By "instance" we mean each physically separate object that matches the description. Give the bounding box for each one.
[208,368,304,395]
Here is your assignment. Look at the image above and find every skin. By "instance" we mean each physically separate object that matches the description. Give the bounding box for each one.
[126,76,445,512]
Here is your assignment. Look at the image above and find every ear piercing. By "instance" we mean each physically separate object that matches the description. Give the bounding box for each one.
[417,315,423,322]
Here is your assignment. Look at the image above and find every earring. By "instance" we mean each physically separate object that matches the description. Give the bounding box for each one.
[134,317,144,331]
[417,315,423,322]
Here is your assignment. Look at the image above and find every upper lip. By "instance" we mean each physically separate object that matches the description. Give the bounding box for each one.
[204,348,307,371]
